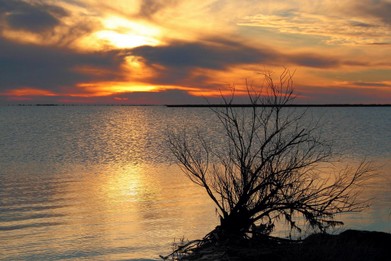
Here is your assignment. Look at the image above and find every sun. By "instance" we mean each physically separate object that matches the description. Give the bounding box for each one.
[93,16,162,49]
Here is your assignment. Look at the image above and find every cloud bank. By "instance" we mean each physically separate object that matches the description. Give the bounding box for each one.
[0,0,390,104]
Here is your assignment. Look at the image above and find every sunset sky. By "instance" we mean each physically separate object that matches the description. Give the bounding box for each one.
[1,0,391,104]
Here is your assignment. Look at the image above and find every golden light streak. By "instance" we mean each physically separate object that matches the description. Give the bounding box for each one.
[75,81,208,98]
[5,88,57,97]
[121,56,160,80]
[77,82,159,96]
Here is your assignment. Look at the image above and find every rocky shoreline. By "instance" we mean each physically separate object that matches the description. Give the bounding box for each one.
[168,230,391,261]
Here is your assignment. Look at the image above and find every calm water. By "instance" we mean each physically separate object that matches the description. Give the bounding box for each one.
[0,106,390,260]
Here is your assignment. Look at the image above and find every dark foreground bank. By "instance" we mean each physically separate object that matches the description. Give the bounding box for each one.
[164,230,391,261]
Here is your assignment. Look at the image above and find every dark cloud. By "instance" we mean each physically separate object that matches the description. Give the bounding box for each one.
[132,40,279,69]
[129,40,280,87]
[289,53,340,68]
[132,38,344,71]
[7,11,59,32]
[130,39,343,87]
[0,0,68,32]
[354,0,391,25]
[0,37,126,93]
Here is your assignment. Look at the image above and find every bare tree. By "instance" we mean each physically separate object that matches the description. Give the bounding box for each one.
[167,69,372,241]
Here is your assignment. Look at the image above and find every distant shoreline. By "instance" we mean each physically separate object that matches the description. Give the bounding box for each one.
[2,103,391,107]
[165,104,391,107]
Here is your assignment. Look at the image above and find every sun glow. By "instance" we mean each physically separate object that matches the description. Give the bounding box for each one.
[93,16,162,49]
[77,82,159,96]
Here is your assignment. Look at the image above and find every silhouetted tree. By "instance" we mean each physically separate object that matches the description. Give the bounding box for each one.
[168,69,372,242]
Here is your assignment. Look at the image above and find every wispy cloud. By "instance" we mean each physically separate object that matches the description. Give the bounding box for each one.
[0,0,100,48]
[237,0,391,45]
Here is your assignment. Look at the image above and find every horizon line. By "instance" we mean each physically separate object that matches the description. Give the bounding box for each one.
[1,103,391,107]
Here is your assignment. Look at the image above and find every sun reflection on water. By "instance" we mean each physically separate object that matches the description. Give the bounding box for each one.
[1,106,390,259]
[0,162,218,260]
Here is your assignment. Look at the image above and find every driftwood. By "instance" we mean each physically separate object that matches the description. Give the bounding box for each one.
[160,226,299,260]
[159,239,202,260]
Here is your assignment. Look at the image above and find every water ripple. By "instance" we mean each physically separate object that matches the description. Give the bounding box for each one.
[0,106,390,260]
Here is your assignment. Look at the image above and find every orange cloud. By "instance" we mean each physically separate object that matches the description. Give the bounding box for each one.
[4,88,57,97]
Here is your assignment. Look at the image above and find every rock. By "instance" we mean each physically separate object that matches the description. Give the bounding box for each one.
[174,230,391,261]
[294,230,391,261]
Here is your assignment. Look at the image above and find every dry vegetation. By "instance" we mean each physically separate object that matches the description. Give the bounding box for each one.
[163,70,379,260]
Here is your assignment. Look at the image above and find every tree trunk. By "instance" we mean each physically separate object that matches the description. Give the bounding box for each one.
[217,208,252,241]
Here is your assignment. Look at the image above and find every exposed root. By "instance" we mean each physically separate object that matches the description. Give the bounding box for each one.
[160,226,299,260]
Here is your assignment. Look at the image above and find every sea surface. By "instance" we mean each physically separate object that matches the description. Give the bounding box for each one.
[0,106,390,260]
